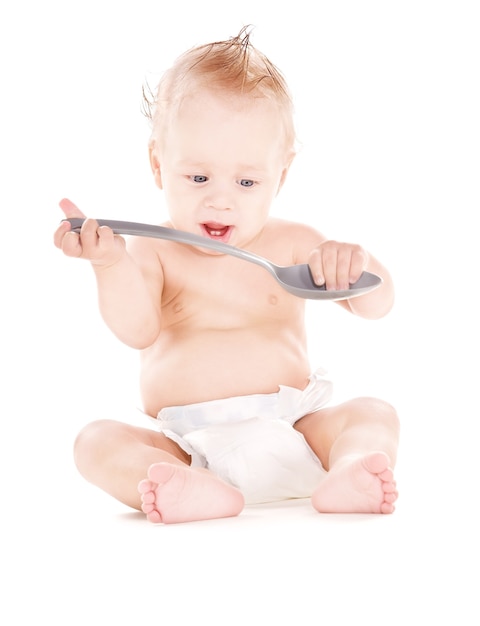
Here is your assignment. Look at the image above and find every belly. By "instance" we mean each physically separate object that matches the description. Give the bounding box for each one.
[139,327,310,416]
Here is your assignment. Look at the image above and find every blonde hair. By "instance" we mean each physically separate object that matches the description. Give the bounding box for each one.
[143,26,296,151]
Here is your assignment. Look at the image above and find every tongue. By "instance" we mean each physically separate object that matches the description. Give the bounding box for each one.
[205,224,229,237]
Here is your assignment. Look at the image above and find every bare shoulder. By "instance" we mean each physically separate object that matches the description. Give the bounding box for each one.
[127,230,157,257]
[126,231,165,279]
[261,217,328,263]
[265,217,325,238]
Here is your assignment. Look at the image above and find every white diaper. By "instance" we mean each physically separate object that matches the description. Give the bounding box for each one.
[153,368,333,504]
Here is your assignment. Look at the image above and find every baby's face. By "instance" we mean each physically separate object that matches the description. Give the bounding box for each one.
[150,89,292,249]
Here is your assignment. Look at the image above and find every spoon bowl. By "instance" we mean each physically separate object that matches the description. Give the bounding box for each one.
[65,218,382,301]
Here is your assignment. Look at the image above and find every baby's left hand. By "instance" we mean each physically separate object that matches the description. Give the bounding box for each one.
[308,240,368,291]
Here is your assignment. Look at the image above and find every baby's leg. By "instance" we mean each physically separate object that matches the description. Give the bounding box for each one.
[138,463,244,524]
[295,397,400,514]
[74,419,244,521]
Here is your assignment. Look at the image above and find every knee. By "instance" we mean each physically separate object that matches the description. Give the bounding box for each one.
[73,419,118,476]
[352,397,400,432]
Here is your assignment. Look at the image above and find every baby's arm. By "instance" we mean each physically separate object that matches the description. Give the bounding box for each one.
[54,199,162,348]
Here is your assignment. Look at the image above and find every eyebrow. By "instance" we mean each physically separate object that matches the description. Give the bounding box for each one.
[176,159,267,174]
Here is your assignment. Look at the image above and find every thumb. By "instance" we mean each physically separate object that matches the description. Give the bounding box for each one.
[59,197,87,219]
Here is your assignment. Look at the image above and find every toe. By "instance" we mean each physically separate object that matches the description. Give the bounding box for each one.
[146,509,162,524]
[137,479,152,494]
[383,481,397,493]
[380,502,395,514]
[364,452,391,474]
[147,462,176,484]
[384,491,398,504]
[378,468,394,481]
[141,501,154,514]
[141,491,155,504]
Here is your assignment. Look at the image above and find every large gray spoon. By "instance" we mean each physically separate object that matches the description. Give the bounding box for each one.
[66,218,382,301]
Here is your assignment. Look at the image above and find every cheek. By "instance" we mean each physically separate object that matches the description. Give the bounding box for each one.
[248,195,273,226]
[162,176,185,200]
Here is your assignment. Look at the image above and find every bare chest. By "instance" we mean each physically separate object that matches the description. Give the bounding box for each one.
[161,251,302,329]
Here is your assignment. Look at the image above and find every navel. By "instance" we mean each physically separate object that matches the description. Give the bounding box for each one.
[173,301,183,314]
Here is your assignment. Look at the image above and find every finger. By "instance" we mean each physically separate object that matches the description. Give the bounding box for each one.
[60,230,83,258]
[349,247,368,284]
[308,249,325,286]
[321,246,338,291]
[77,217,102,253]
[96,224,125,258]
[335,247,353,291]
[58,197,87,219]
[97,224,116,249]
[54,215,98,257]
[53,219,72,249]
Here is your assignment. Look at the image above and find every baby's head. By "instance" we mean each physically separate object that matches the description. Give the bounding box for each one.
[144,26,296,156]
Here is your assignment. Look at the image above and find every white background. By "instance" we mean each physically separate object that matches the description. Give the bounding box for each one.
[1,1,479,624]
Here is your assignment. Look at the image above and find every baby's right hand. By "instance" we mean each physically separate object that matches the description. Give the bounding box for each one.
[54,198,126,267]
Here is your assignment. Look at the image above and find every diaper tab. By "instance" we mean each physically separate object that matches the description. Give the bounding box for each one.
[278,368,333,425]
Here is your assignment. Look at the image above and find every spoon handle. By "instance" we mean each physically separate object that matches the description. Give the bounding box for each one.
[65,218,275,274]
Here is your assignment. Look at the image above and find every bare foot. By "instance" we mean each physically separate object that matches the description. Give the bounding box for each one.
[311,452,398,514]
[137,462,245,524]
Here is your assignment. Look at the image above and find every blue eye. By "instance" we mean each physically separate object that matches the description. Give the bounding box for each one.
[239,179,254,187]
[192,175,208,183]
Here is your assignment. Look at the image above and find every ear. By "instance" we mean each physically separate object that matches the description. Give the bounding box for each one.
[276,150,296,195]
[149,141,163,189]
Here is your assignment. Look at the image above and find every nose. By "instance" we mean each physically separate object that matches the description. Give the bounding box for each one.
[204,181,233,211]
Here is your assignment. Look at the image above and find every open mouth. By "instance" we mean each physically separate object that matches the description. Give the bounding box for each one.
[202,223,233,242]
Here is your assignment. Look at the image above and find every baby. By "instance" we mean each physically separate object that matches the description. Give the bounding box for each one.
[54,27,399,523]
